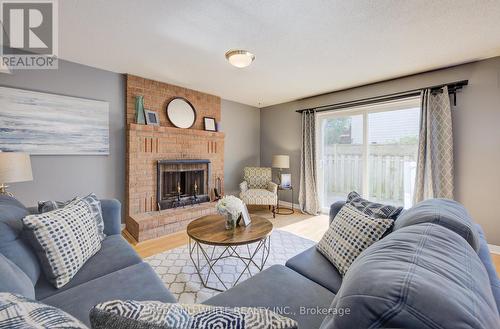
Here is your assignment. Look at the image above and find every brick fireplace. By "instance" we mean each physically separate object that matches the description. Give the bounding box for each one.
[125,75,224,242]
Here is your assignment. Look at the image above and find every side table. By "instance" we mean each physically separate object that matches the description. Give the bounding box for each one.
[276,186,294,215]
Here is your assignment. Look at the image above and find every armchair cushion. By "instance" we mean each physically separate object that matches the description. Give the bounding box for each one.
[267,181,278,194]
[240,189,278,206]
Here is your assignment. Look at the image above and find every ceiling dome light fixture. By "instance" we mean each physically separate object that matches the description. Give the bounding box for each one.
[225,49,255,68]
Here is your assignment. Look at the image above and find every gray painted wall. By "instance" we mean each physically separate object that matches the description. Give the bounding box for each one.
[221,99,261,194]
[0,60,126,206]
[261,56,500,244]
[0,62,260,210]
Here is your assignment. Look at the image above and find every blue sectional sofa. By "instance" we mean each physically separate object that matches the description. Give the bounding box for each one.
[0,195,175,327]
[1,195,499,328]
[206,199,500,328]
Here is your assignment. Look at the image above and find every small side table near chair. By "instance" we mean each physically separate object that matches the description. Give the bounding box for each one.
[276,186,294,215]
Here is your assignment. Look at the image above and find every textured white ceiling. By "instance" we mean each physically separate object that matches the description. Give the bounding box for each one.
[59,0,500,107]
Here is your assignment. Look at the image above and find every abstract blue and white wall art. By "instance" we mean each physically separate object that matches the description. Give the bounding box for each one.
[0,86,109,155]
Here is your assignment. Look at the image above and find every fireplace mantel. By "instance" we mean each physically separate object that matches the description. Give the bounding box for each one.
[129,123,225,137]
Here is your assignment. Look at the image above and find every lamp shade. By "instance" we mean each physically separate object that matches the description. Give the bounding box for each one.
[0,152,33,184]
[272,155,290,169]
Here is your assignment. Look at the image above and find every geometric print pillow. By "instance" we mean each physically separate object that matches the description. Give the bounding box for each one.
[0,293,88,329]
[38,199,72,213]
[317,204,394,276]
[38,193,106,241]
[347,191,403,219]
[90,300,298,329]
[22,202,102,288]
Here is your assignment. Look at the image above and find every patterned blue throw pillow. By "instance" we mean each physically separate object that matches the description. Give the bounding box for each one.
[38,193,106,240]
[347,191,403,219]
[23,202,102,288]
[317,204,394,276]
[90,300,298,329]
[0,292,88,328]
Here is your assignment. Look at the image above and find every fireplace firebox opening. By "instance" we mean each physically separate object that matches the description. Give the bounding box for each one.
[157,159,211,210]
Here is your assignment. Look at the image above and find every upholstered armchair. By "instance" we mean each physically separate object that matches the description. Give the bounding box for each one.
[239,167,278,218]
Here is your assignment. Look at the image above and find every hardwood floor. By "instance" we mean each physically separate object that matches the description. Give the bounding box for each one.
[492,253,500,274]
[123,205,329,258]
[124,205,500,276]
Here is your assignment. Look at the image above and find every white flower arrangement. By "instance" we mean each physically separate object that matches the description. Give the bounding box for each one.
[216,195,244,219]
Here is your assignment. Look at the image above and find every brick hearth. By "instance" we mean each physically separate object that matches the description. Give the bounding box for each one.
[125,75,224,242]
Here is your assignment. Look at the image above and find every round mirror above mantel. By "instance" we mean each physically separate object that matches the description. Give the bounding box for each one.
[166,97,197,129]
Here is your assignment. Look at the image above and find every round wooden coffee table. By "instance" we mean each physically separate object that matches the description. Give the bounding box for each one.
[187,214,273,291]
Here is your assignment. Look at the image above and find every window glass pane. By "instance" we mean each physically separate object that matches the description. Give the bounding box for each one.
[367,107,420,207]
[321,114,363,206]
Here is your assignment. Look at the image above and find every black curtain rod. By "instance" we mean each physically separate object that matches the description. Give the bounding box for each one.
[296,80,468,113]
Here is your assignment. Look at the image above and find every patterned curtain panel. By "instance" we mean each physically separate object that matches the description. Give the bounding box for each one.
[299,110,320,214]
[414,86,454,203]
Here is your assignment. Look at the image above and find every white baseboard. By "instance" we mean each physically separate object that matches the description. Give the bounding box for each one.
[278,200,300,210]
[488,244,500,254]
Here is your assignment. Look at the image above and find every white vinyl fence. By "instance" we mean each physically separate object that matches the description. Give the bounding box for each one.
[322,144,417,207]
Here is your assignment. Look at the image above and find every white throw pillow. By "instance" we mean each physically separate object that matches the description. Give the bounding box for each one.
[317,204,394,276]
[23,202,102,288]
[0,293,88,328]
[90,300,298,329]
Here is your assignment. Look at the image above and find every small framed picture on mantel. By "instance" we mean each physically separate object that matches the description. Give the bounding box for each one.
[203,117,217,131]
[144,109,160,126]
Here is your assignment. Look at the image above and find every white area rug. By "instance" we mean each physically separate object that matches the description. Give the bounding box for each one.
[145,229,315,303]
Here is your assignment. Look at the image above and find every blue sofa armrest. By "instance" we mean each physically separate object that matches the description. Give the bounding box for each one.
[476,224,500,314]
[329,201,346,225]
[100,199,122,236]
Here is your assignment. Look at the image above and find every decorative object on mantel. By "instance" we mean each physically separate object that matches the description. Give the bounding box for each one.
[216,195,244,230]
[0,152,33,196]
[166,97,196,129]
[203,117,217,131]
[272,155,290,186]
[0,86,109,155]
[134,96,146,124]
[144,109,159,126]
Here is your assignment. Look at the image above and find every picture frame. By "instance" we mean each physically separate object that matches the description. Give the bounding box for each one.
[240,204,252,226]
[144,109,160,126]
[0,86,109,155]
[203,117,217,131]
[281,173,292,189]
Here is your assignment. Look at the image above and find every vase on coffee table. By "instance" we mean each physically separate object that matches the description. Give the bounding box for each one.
[224,213,238,230]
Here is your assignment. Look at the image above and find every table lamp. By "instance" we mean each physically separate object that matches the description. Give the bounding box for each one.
[0,152,33,197]
[272,155,289,185]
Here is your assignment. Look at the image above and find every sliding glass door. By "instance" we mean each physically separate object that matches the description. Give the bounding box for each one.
[317,97,421,212]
